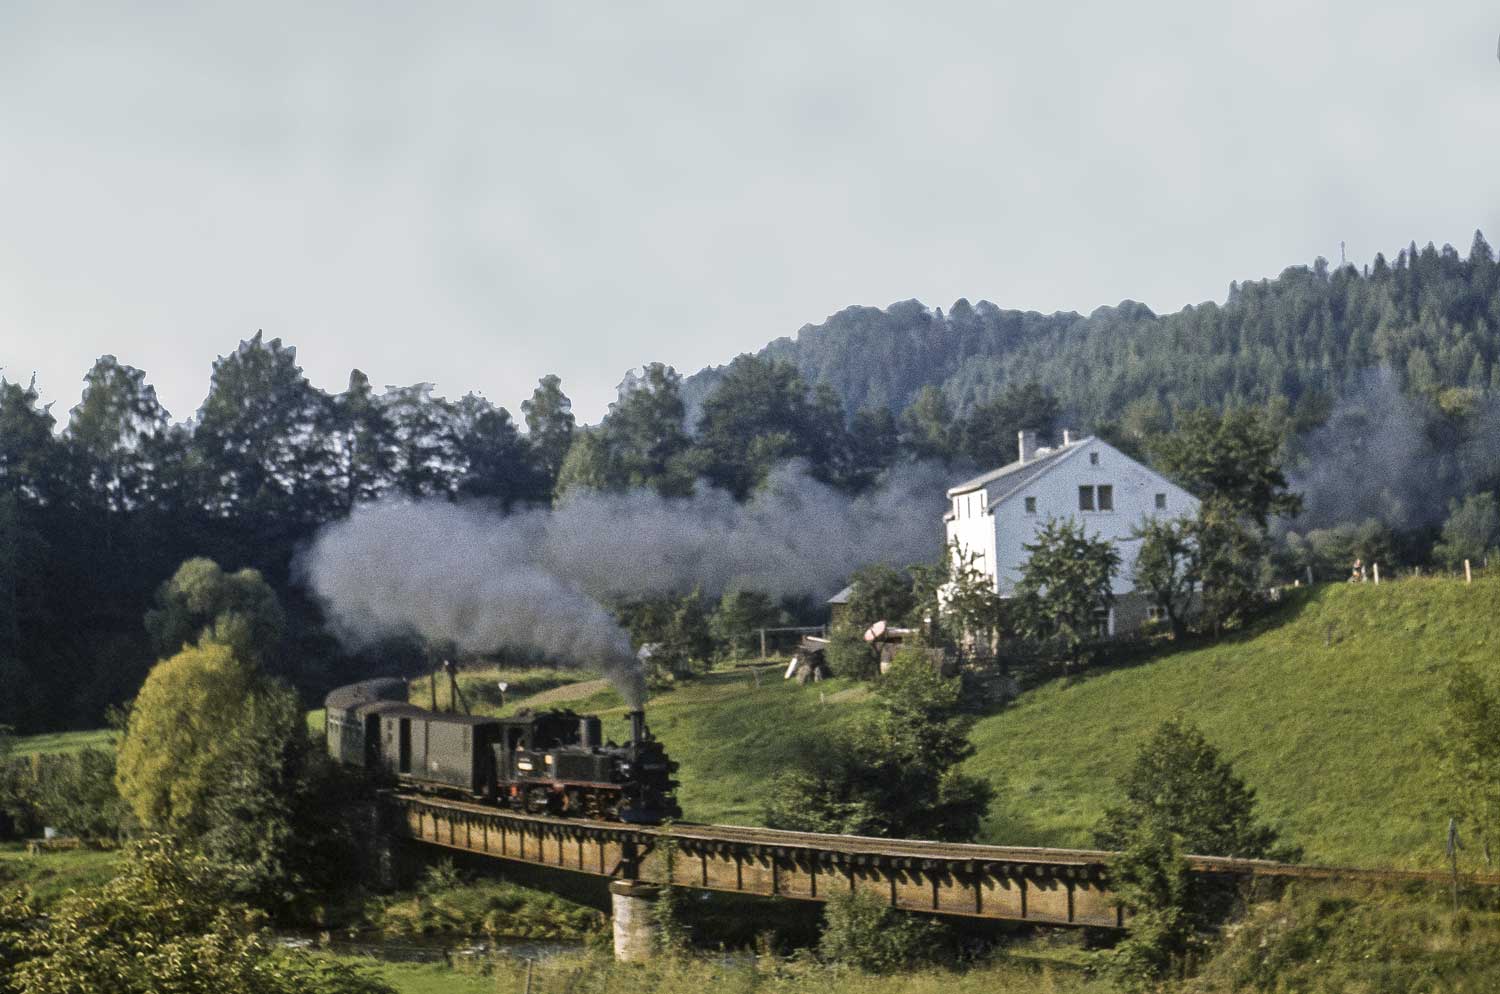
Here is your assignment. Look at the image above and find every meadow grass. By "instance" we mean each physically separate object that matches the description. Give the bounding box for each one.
[325,950,1104,994]
[7,728,115,756]
[0,841,121,905]
[966,576,1500,869]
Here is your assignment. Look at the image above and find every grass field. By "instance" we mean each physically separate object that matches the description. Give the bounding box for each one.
[327,951,1102,994]
[0,842,120,905]
[965,577,1500,870]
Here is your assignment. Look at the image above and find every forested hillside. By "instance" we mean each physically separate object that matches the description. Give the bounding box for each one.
[684,234,1500,425]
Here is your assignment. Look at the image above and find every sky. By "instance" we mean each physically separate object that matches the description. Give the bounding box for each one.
[2,1,1498,425]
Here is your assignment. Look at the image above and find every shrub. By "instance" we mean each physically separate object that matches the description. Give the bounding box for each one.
[1,836,394,994]
[32,748,131,842]
[817,889,945,972]
[824,623,877,679]
[1094,719,1295,861]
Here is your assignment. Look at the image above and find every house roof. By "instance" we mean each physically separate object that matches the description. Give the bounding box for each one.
[946,437,1089,499]
[827,585,853,605]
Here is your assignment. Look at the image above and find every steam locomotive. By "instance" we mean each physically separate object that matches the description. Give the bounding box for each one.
[324,678,681,824]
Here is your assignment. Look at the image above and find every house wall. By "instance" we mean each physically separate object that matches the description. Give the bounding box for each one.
[948,439,1198,603]
[944,489,998,582]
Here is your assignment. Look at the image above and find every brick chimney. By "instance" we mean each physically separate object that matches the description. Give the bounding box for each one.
[1018,429,1038,463]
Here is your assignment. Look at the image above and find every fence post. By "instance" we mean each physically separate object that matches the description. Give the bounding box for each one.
[1373,562,1380,585]
[759,628,767,660]
[1466,559,1473,584]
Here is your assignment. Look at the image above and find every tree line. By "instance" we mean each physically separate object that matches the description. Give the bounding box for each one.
[0,339,1065,732]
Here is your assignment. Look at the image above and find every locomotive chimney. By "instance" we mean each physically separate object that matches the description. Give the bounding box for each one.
[628,710,647,746]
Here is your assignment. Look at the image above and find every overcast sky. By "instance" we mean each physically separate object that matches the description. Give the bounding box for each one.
[3,2,1498,425]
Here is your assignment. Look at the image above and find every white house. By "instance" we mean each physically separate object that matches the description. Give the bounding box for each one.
[943,429,1199,634]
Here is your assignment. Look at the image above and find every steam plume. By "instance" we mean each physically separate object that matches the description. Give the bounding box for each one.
[302,461,948,707]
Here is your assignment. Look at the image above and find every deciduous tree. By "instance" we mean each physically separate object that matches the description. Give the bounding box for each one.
[1012,517,1119,665]
[1131,516,1199,637]
[1150,407,1301,528]
[521,373,576,495]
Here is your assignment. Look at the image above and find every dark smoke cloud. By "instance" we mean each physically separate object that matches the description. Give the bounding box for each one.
[301,461,949,707]
[1288,369,1454,531]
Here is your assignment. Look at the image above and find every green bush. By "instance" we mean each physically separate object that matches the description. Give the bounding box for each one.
[817,889,946,973]
[0,836,393,994]
[825,624,878,679]
[0,749,132,842]
[32,748,131,841]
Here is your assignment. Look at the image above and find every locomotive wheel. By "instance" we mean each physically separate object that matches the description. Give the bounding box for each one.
[525,787,552,815]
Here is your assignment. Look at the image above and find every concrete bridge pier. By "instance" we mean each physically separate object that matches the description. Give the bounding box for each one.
[609,880,661,961]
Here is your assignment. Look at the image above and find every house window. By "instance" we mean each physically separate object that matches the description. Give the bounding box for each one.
[1155,493,1166,510]
[1024,496,1036,514]
[1093,606,1113,639]
[1079,485,1113,511]
[1089,452,1099,465]
[1146,604,1166,622]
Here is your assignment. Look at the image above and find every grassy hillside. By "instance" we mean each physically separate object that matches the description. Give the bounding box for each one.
[966,576,1500,870]
[620,577,1498,871]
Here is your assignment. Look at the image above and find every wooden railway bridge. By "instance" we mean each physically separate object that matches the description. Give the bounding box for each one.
[380,792,1500,959]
